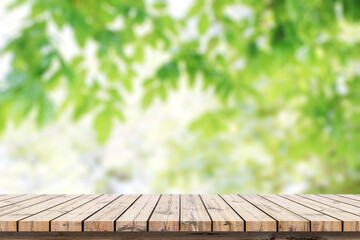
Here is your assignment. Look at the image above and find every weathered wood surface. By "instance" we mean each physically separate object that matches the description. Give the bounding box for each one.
[282,194,360,231]
[240,194,310,232]
[116,194,160,232]
[0,194,359,234]
[261,194,341,231]
[180,194,211,232]
[200,194,244,231]
[148,194,179,232]
[85,194,140,232]
[220,195,276,232]
[1,232,360,240]
[51,194,117,231]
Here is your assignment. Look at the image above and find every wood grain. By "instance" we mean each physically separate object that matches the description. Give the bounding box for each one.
[323,194,360,207]
[261,194,341,231]
[0,195,59,218]
[338,194,360,201]
[201,194,243,231]
[305,194,360,215]
[0,195,42,208]
[282,194,360,231]
[0,195,26,203]
[148,194,180,232]
[19,194,101,232]
[116,195,160,232]
[221,194,276,232]
[51,195,119,232]
[0,194,358,234]
[0,195,77,231]
[180,194,211,232]
[84,194,140,232]
[1,232,360,240]
[240,195,309,232]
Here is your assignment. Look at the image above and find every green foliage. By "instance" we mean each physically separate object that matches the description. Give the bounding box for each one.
[1,0,360,193]
[198,14,210,35]
[94,110,113,144]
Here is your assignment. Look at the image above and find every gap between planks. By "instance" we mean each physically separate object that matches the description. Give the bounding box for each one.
[0,195,359,233]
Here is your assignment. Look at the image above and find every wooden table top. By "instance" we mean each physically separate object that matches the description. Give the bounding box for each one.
[0,194,359,232]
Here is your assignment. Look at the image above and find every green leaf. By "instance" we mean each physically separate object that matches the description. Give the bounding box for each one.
[159,85,167,101]
[71,56,84,68]
[94,110,113,144]
[188,0,205,17]
[189,112,227,138]
[134,46,145,63]
[7,0,26,10]
[114,110,125,122]
[157,61,179,81]
[122,76,133,92]
[73,97,97,121]
[198,14,210,35]
[37,95,55,127]
[153,0,167,10]
[142,89,156,108]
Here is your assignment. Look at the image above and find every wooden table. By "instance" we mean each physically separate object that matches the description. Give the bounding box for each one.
[0,194,359,239]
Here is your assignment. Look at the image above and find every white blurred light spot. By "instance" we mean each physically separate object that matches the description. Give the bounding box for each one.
[107,16,124,31]
[256,35,266,49]
[134,20,153,37]
[167,0,192,19]
[232,58,246,70]
[295,46,309,62]
[336,75,348,96]
[224,4,253,22]
[243,27,254,38]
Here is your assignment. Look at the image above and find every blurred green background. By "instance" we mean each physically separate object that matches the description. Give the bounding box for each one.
[0,0,360,194]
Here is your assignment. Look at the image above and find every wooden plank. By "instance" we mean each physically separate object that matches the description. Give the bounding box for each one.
[240,195,309,232]
[282,194,360,231]
[221,194,276,232]
[338,194,360,201]
[0,195,59,218]
[148,194,180,232]
[2,232,360,240]
[0,195,42,208]
[51,195,118,232]
[262,194,341,232]
[116,194,160,232]
[310,195,360,213]
[19,194,101,232]
[84,194,140,232]
[0,194,359,234]
[0,195,26,202]
[0,195,76,231]
[323,194,360,207]
[201,194,243,231]
[180,194,211,232]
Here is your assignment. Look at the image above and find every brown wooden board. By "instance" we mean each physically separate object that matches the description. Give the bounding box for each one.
[0,194,358,234]
[261,194,341,231]
[19,194,101,232]
[282,194,360,231]
[148,194,180,232]
[221,194,276,232]
[180,194,211,232]
[0,195,76,231]
[51,195,119,232]
[85,194,140,232]
[240,194,309,232]
[201,194,244,231]
[116,194,160,232]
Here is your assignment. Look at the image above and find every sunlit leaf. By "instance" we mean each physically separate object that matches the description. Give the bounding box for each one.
[94,110,113,144]
[198,14,210,35]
